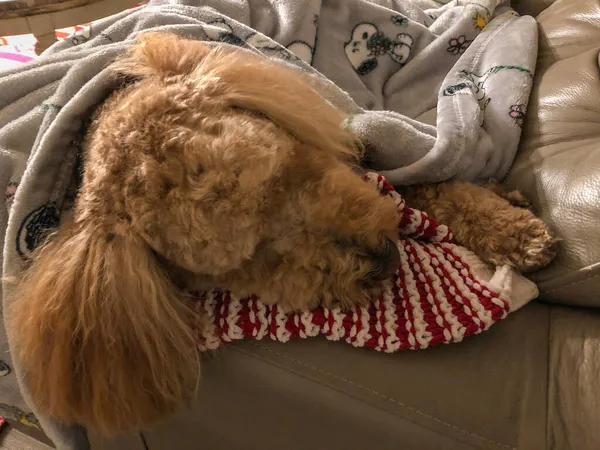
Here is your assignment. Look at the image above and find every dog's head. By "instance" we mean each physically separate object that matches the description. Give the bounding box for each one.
[96,31,400,309]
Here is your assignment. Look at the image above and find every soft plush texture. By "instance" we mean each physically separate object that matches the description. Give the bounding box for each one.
[0,0,538,448]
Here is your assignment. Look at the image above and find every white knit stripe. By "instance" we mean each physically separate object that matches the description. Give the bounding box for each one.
[330,308,344,341]
[424,244,484,330]
[348,307,360,343]
[355,305,371,347]
[300,309,320,337]
[429,223,452,243]
[373,297,385,351]
[410,243,444,335]
[322,308,331,335]
[424,214,447,242]
[226,293,244,341]
[422,244,482,333]
[255,299,269,340]
[422,218,430,237]
[413,210,428,238]
[218,293,234,343]
[298,311,308,339]
[393,263,410,349]
[412,241,464,342]
[446,245,509,320]
[272,307,291,342]
[448,245,510,310]
[438,243,494,328]
[396,242,417,348]
[381,279,400,352]
[406,240,443,346]
[402,241,428,348]
[401,207,422,236]
[199,291,221,351]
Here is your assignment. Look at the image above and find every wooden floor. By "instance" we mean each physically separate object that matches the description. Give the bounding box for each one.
[0,424,148,450]
[0,428,52,450]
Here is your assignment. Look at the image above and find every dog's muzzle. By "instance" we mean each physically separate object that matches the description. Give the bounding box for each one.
[368,238,400,281]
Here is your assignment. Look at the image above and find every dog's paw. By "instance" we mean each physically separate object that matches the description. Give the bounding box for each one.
[500,189,531,209]
[488,214,557,272]
[484,180,531,208]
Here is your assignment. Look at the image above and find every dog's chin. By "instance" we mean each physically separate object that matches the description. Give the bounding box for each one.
[315,279,376,311]
[188,264,392,312]
[362,279,392,299]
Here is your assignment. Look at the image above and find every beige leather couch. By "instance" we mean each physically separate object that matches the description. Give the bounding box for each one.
[58,0,600,448]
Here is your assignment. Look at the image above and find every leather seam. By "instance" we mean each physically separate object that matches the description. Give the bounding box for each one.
[543,273,600,295]
[248,342,516,450]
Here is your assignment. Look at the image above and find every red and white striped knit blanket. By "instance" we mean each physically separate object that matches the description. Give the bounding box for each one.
[194,173,536,353]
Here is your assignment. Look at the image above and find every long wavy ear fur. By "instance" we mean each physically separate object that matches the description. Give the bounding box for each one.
[8,223,200,434]
[204,49,359,162]
[113,31,212,78]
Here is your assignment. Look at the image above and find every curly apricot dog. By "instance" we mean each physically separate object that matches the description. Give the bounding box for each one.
[10,32,555,435]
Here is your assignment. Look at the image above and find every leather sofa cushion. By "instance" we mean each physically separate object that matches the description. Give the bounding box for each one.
[506,0,600,307]
[512,0,557,18]
[548,306,600,449]
[134,303,550,450]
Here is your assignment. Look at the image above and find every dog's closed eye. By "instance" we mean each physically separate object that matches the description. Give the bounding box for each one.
[337,237,400,283]
[365,238,400,282]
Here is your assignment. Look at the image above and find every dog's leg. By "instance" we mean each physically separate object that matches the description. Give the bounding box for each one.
[397,181,557,271]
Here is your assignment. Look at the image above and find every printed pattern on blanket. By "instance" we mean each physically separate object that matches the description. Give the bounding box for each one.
[0,1,538,448]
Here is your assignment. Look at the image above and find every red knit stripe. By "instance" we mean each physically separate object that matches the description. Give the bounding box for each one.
[421,243,484,338]
[441,245,509,324]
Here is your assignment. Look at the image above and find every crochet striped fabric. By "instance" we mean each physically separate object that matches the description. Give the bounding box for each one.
[194,173,511,352]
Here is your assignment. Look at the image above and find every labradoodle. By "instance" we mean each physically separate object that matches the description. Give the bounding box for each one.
[10,32,556,435]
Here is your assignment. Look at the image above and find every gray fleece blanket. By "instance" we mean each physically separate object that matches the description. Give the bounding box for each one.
[0,0,537,447]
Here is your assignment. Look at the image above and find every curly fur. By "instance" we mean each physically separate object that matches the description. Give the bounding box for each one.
[8,32,556,436]
[398,181,557,271]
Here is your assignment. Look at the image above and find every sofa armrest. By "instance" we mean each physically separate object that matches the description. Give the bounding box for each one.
[511,0,557,17]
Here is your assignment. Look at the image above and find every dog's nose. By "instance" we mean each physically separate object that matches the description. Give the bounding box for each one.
[369,238,400,281]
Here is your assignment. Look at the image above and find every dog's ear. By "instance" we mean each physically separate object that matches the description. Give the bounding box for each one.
[113,31,211,78]
[206,51,359,163]
[8,223,200,434]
